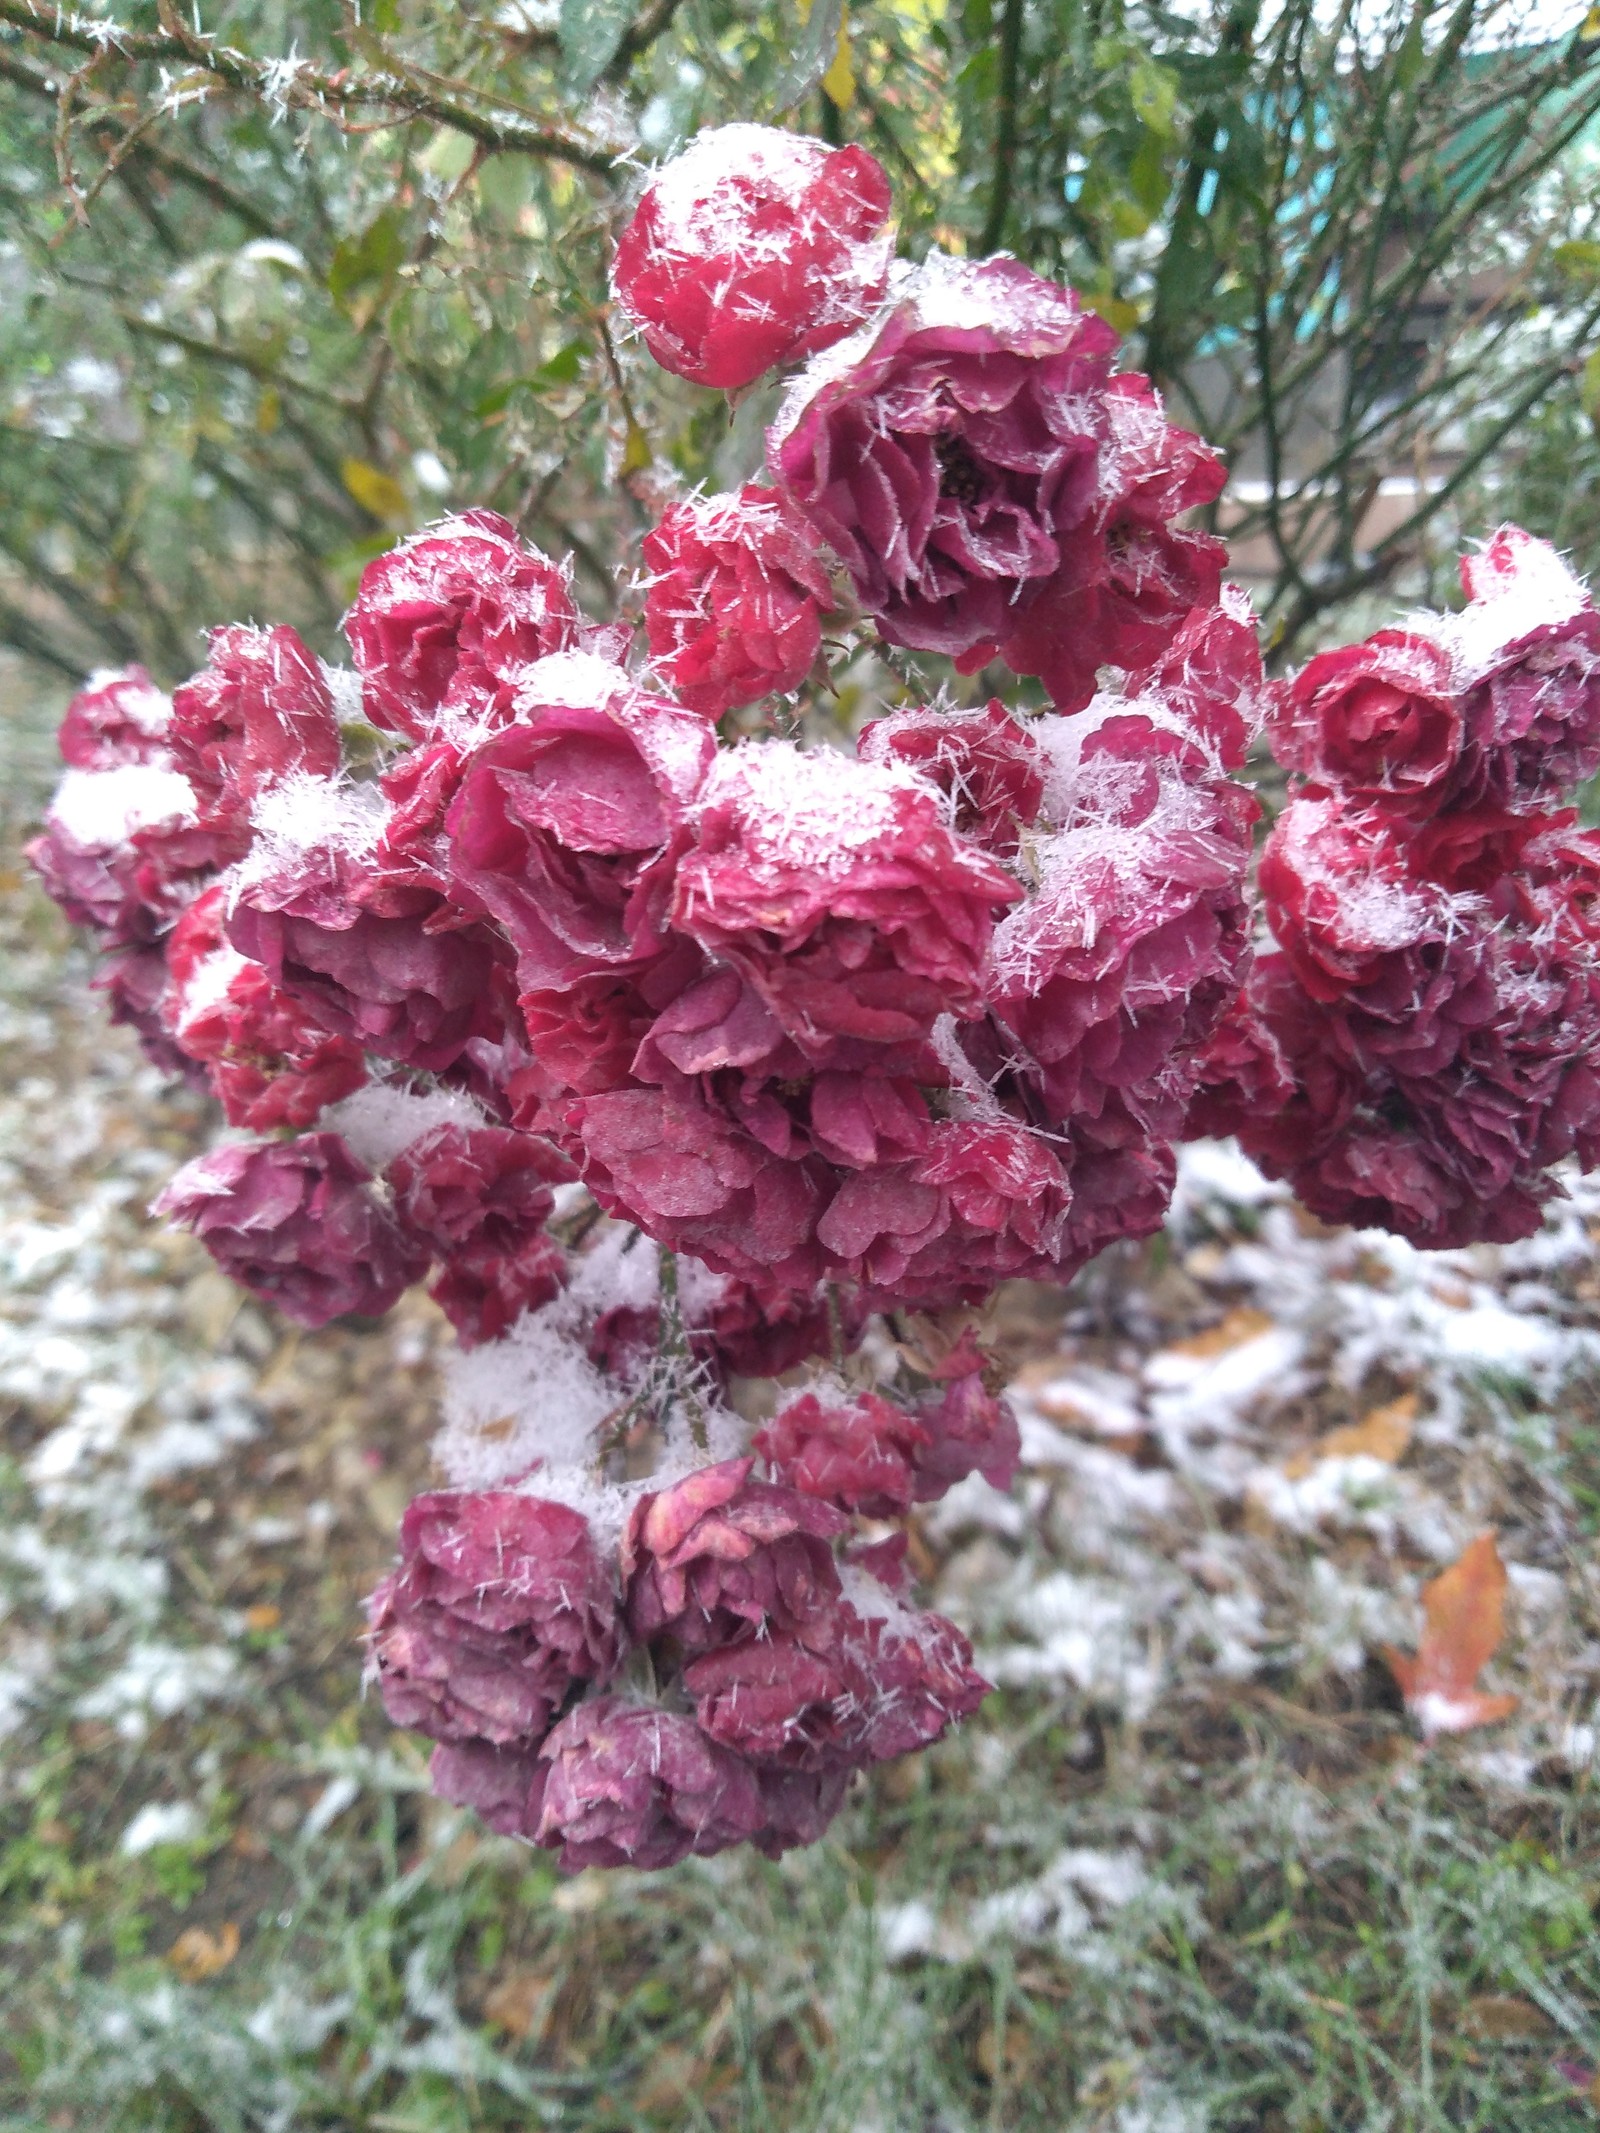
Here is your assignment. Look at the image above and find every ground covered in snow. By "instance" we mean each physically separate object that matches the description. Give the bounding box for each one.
[3,775,1600,2128]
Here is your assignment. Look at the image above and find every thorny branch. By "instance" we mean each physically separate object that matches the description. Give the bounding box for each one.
[0,0,619,169]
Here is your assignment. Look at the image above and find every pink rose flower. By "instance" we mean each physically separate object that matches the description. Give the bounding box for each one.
[622,1456,846,1652]
[28,763,228,946]
[820,1118,1075,1304]
[911,1341,1021,1501]
[534,1698,764,1870]
[168,625,342,832]
[388,1123,575,1345]
[857,698,1045,856]
[1259,798,1499,1078]
[755,1389,929,1518]
[57,665,173,771]
[672,743,1019,1066]
[228,814,511,1075]
[446,654,714,992]
[612,124,893,390]
[685,1594,988,1770]
[1272,629,1461,806]
[153,1132,430,1325]
[430,1740,547,1838]
[344,511,579,736]
[163,886,367,1130]
[1180,986,1295,1143]
[94,943,204,1083]
[1122,590,1267,772]
[771,253,1222,709]
[989,754,1255,1138]
[368,1489,619,1747]
[1454,526,1600,808]
[691,1272,860,1380]
[559,1085,827,1289]
[643,485,833,716]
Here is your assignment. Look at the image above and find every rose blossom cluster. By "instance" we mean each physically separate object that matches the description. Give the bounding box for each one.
[368,1291,1015,1867]
[29,120,1600,1867]
[1192,527,1600,1246]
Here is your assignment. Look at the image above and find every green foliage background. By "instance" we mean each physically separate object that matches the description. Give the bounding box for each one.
[3,0,1600,690]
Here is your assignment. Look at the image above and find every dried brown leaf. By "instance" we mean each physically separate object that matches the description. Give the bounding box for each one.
[167,1921,239,1981]
[1382,1532,1518,1742]
[1282,1394,1417,1479]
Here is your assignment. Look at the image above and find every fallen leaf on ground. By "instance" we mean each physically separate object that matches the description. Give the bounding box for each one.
[1283,1394,1417,1479]
[1382,1532,1518,1742]
[1166,1307,1275,1360]
[483,1968,553,2040]
[1461,1993,1551,2040]
[167,1921,239,1981]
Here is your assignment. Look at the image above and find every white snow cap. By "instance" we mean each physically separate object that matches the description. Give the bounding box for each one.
[47,764,197,850]
[1450,525,1595,682]
[691,737,938,877]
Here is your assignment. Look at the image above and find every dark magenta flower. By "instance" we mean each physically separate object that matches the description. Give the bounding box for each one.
[771,252,1223,709]
[369,1489,619,1748]
[622,1456,846,1652]
[153,1132,429,1326]
[534,1697,765,1869]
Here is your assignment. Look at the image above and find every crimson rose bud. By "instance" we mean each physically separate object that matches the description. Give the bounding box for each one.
[613,124,893,390]
[643,486,832,717]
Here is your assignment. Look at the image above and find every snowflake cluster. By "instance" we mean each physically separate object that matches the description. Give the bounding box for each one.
[28,125,1600,1867]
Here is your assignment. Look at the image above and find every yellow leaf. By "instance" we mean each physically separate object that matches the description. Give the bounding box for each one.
[1582,4,1600,37]
[256,385,280,434]
[1081,290,1141,335]
[484,1968,555,2040]
[1167,1306,1274,1359]
[341,458,410,526]
[168,1921,240,1982]
[1461,1993,1552,2040]
[620,418,653,475]
[1282,1393,1416,1479]
[822,7,855,106]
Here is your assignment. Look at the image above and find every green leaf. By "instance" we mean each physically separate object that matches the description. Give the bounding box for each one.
[1129,129,1173,220]
[1554,241,1600,285]
[558,0,636,93]
[1128,57,1179,139]
[1581,350,1600,434]
[1393,14,1426,91]
[327,207,405,322]
[421,129,476,183]
[472,340,589,417]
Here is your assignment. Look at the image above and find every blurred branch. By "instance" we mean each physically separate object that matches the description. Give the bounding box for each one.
[0,42,277,232]
[0,0,617,169]
[978,0,1023,254]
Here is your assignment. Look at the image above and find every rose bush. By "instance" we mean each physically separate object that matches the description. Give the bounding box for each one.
[29,119,1600,1871]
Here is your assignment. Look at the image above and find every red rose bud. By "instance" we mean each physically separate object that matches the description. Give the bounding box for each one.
[344,511,580,737]
[643,485,832,717]
[613,124,892,391]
